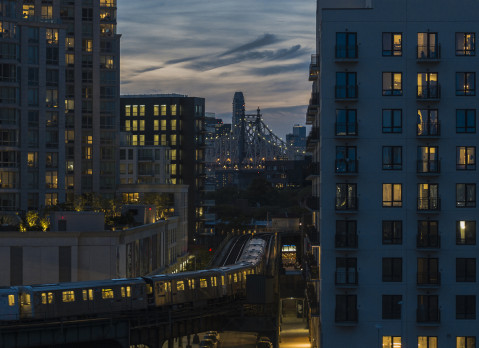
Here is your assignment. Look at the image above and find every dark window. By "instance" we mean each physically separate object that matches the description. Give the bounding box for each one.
[382,72,402,96]
[382,221,402,245]
[335,257,357,284]
[417,146,439,173]
[456,336,476,348]
[456,258,476,282]
[335,72,357,99]
[335,183,357,210]
[335,220,357,248]
[382,295,402,319]
[417,258,440,285]
[417,109,439,136]
[335,109,357,136]
[417,73,439,99]
[382,183,402,207]
[456,221,476,245]
[457,146,476,170]
[456,33,475,56]
[417,220,439,248]
[382,257,402,282]
[382,32,402,56]
[335,146,357,173]
[417,295,439,322]
[456,184,476,208]
[382,109,402,133]
[335,295,357,322]
[336,32,357,58]
[383,146,402,170]
[457,295,476,319]
[417,32,439,59]
[457,109,476,133]
[456,72,476,96]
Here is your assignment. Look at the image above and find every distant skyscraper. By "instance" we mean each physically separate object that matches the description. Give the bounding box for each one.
[232,92,245,163]
[286,124,306,159]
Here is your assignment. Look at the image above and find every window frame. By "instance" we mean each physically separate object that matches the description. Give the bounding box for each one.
[382,72,403,96]
[382,220,402,245]
[335,109,357,136]
[456,32,476,56]
[457,146,476,170]
[456,295,476,319]
[382,109,402,133]
[456,109,476,133]
[382,257,402,282]
[382,183,402,207]
[382,294,402,319]
[335,72,357,99]
[335,294,357,322]
[456,258,476,282]
[382,146,402,170]
[456,72,476,96]
[456,183,476,208]
[335,146,357,173]
[456,221,476,245]
[335,32,358,59]
[382,32,402,56]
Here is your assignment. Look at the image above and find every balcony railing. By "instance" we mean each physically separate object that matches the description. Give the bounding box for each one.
[335,234,358,248]
[417,85,440,99]
[309,54,319,81]
[335,122,358,136]
[417,234,440,248]
[335,45,359,60]
[335,309,358,323]
[335,197,358,211]
[335,85,358,99]
[335,270,358,285]
[417,309,440,323]
[417,122,440,136]
[335,159,358,174]
[417,272,441,285]
[417,45,441,61]
[417,160,440,173]
[417,198,440,211]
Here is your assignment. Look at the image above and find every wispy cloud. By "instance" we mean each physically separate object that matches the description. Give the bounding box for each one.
[219,33,281,56]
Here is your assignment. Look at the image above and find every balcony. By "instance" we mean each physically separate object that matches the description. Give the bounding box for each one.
[335,197,358,212]
[309,54,319,81]
[417,160,440,174]
[335,270,358,286]
[417,122,440,137]
[417,272,441,286]
[335,159,358,175]
[335,122,358,137]
[417,309,440,324]
[417,198,440,212]
[306,127,319,152]
[335,85,358,101]
[417,234,440,249]
[417,45,441,62]
[417,85,440,100]
[335,45,359,62]
[335,234,358,249]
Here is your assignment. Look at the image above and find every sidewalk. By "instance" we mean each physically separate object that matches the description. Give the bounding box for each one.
[279,315,311,348]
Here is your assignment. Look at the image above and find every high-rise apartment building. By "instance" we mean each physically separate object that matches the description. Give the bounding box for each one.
[0,0,120,211]
[120,95,206,241]
[308,1,479,347]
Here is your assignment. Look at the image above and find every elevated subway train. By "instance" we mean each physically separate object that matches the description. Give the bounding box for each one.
[0,237,267,322]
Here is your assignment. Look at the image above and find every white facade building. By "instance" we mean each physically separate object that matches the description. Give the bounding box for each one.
[309,1,479,347]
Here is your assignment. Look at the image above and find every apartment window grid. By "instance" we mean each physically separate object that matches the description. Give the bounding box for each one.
[336,109,357,136]
[382,220,402,245]
[456,295,476,319]
[382,183,402,207]
[382,32,402,56]
[456,336,476,348]
[456,220,476,245]
[456,183,476,208]
[383,146,402,170]
[456,258,476,282]
[456,33,476,56]
[382,72,402,96]
[457,146,476,170]
[417,109,439,136]
[456,109,476,133]
[382,109,402,133]
[456,72,476,96]
[382,257,402,282]
[335,32,358,59]
[335,72,357,99]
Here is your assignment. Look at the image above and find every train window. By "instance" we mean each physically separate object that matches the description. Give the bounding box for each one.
[102,289,114,299]
[8,294,15,306]
[233,274,238,283]
[82,290,88,301]
[121,287,125,297]
[41,292,53,304]
[199,278,208,288]
[212,277,217,286]
[121,286,131,297]
[188,279,195,289]
[21,294,31,306]
[167,282,171,292]
[88,289,93,300]
[228,275,232,283]
[62,291,75,302]
[146,284,153,294]
[126,286,131,297]
[221,276,225,286]
[177,281,185,291]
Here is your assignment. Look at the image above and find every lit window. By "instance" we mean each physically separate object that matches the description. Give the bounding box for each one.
[154,135,159,146]
[456,33,475,56]
[457,146,476,170]
[382,72,402,96]
[154,120,159,131]
[382,336,401,348]
[102,289,114,299]
[382,32,402,56]
[120,286,131,297]
[65,54,74,65]
[139,120,145,131]
[161,120,167,131]
[171,120,177,131]
[139,135,145,146]
[417,73,439,99]
[161,105,167,116]
[125,120,131,131]
[139,105,145,116]
[41,292,53,304]
[154,105,159,116]
[8,294,15,306]
[132,120,138,131]
[221,276,225,286]
[132,105,138,116]
[456,72,476,96]
[171,105,177,116]
[177,281,185,291]
[199,279,208,288]
[125,105,131,116]
[46,29,59,45]
[62,291,75,302]
[233,274,238,283]
[171,135,177,146]
[417,32,438,59]
[456,221,476,245]
[417,109,439,136]
[82,39,93,52]
[456,336,476,348]
[42,5,53,19]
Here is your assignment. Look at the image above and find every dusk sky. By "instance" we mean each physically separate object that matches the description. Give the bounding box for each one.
[118,0,315,139]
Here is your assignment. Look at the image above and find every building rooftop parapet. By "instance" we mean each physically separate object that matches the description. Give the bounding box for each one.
[120,94,188,99]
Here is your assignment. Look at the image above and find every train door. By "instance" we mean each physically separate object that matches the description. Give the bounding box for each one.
[19,290,33,319]
[155,281,168,307]
[40,291,55,318]
[81,288,95,314]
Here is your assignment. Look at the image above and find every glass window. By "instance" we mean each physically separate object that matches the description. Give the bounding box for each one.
[457,295,476,319]
[418,336,437,348]
[456,337,476,348]
[382,221,402,245]
[457,109,476,133]
[417,109,439,136]
[457,221,476,245]
[382,109,402,133]
[335,257,357,284]
[456,72,476,96]
[335,72,357,99]
[335,220,357,248]
[161,105,167,116]
[382,72,402,96]
[456,33,475,56]
[417,220,439,248]
[335,183,357,210]
[335,109,357,136]
[382,183,402,207]
[336,32,357,58]
[199,278,207,288]
[335,146,357,173]
[382,295,402,319]
[102,289,114,299]
[417,73,439,99]
[417,146,439,173]
[382,32,402,56]
[335,295,357,322]
[457,146,476,170]
[383,146,402,170]
[456,258,476,282]
[456,183,476,208]
[417,183,439,210]
[8,294,15,306]
[62,290,75,302]
[382,257,402,281]
[417,32,438,59]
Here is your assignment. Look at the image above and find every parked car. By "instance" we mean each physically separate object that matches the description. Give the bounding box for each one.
[199,338,217,348]
[204,332,221,346]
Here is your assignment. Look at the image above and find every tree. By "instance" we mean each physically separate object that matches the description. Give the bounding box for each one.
[25,211,39,228]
